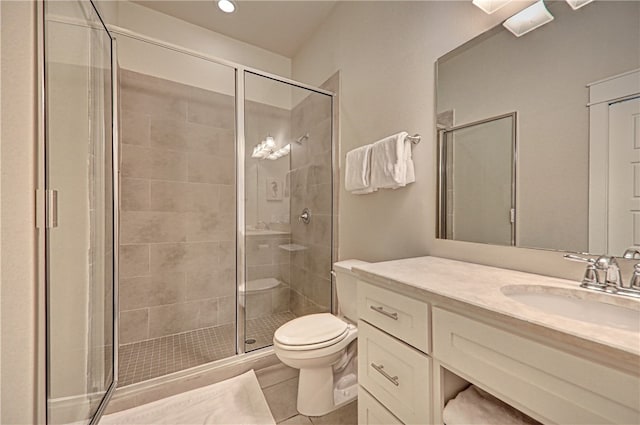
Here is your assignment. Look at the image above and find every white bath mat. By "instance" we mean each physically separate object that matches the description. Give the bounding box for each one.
[100,370,275,425]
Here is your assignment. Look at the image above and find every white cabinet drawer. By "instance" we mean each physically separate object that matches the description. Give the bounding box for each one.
[358,321,431,425]
[358,386,403,425]
[432,307,640,425]
[358,280,430,353]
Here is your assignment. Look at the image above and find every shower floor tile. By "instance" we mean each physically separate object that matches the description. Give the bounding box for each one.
[244,311,297,351]
[118,311,296,387]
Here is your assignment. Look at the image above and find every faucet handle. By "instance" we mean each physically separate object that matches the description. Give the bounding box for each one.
[623,248,640,259]
[563,254,600,285]
[563,254,595,264]
[598,256,622,288]
[630,264,640,289]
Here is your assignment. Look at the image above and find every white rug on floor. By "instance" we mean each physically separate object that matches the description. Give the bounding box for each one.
[100,370,275,425]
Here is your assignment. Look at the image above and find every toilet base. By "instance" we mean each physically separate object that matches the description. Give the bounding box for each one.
[296,367,335,417]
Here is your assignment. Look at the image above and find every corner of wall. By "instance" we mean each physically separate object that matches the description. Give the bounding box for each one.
[0,1,41,423]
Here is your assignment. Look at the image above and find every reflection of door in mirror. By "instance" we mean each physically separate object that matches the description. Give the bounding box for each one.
[588,69,640,256]
[608,97,640,256]
[439,113,516,246]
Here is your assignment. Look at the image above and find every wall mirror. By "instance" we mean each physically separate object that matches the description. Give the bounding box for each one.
[436,0,640,257]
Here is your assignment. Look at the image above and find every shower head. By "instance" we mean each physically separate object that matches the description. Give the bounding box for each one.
[294,133,309,144]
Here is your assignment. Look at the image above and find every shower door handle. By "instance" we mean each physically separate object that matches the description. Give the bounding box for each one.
[46,189,59,228]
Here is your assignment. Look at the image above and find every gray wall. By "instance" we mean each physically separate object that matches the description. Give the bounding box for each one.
[0,1,43,423]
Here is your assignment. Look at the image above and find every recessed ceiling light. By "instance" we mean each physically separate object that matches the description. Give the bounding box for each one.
[566,0,593,10]
[217,0,236,13]
[472,0,513,15]
[503,0,554,37]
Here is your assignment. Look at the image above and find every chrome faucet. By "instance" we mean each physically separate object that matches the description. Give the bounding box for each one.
[564,254,640,299]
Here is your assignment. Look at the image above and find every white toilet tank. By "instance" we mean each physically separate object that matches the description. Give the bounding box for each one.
[333,260,370,323]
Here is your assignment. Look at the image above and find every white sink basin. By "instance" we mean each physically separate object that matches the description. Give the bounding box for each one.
[501,285,640,332]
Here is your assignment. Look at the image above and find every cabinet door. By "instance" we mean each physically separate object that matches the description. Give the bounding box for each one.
[358,321,431,424]
[358,386,403,425]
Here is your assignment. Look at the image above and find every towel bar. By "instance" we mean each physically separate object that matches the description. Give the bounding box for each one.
[406,134,421,144]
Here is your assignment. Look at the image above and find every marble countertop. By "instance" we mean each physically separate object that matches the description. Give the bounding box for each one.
[352,256,640,373]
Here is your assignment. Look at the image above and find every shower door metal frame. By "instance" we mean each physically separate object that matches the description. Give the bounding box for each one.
[236,70,336,354]
[37,0,119,423]
[437,112,518,246]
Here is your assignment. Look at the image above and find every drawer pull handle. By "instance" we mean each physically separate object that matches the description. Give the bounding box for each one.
[371,363,399,386]
[370,305,398,320]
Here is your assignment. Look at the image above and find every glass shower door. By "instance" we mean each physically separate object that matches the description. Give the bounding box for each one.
[44,1,115,423]
[439,113,516,246]
[242,71,333,352]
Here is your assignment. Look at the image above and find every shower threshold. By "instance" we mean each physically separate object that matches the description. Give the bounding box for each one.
[118,311,295,386]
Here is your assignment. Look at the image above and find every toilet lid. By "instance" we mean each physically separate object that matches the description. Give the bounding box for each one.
[274,313,348,346]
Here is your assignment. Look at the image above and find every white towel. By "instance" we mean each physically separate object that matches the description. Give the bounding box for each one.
[345,144,375,194]
[370,131,415,190]
[443,385,540,425]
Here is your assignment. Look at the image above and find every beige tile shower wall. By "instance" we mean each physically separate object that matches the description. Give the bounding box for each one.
[289,91,334,316]
[119,70,236,344]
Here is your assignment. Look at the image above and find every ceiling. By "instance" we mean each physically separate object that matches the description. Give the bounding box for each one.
[131,0,338,57]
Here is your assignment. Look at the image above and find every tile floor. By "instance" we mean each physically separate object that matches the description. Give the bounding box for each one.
[258,364,358,425]
[119,311,296,386]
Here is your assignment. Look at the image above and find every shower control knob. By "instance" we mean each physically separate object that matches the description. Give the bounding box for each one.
[299,208,311,224]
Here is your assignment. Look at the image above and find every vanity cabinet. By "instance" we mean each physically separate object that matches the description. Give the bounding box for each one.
[357,280,432,424]
[433,308,640,424]
[356,270,640,425]
[358,385,403,425]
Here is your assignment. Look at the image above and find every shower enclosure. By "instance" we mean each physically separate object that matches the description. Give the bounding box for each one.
[116,47,335,386]
[42,1,334,423]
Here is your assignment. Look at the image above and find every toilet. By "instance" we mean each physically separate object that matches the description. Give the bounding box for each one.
[273,260,368,417]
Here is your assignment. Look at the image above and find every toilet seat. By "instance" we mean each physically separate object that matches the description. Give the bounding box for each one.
[274,313,349,351]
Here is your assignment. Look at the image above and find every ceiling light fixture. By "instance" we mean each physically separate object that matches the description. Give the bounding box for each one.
[565,0,593,10]
[217,0,236,13]
[472,0,513,15]
[503,0,554,37]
